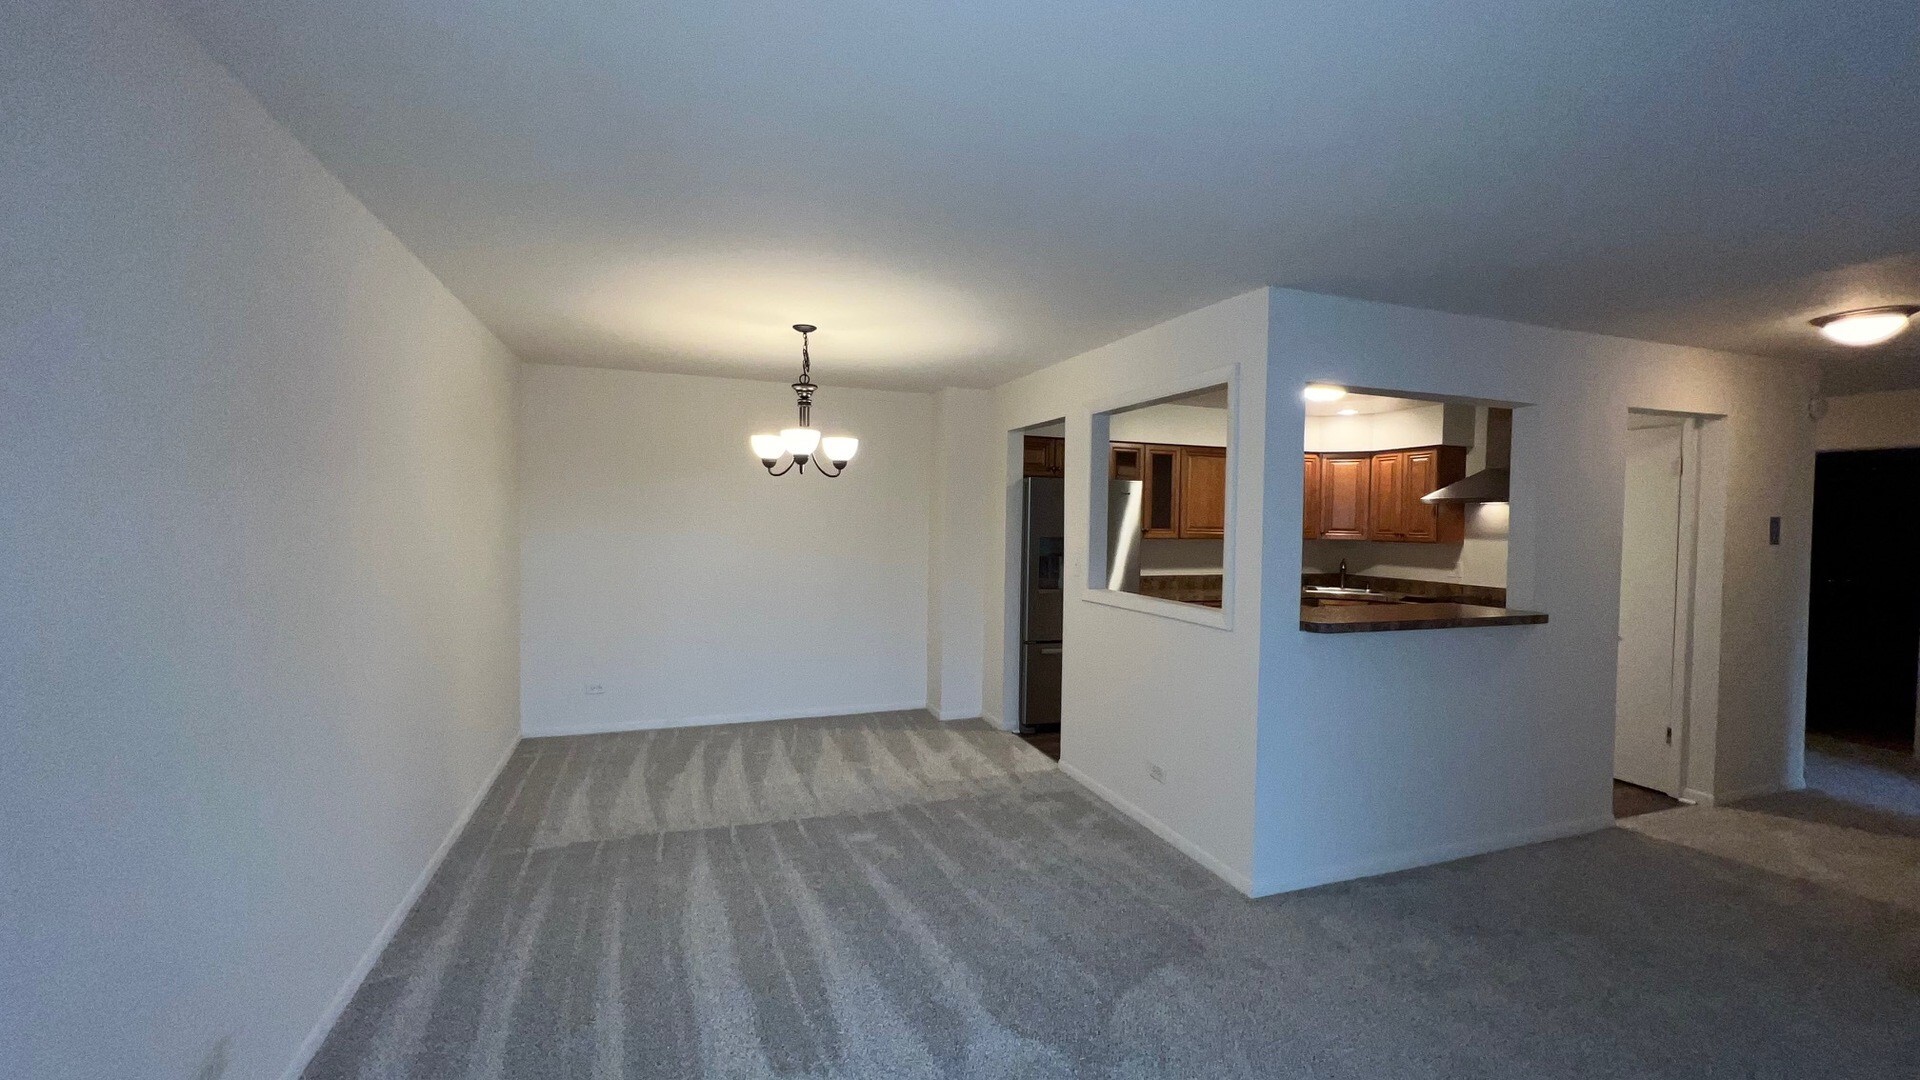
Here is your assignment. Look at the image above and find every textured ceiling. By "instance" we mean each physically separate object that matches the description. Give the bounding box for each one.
[168,0,1920,392]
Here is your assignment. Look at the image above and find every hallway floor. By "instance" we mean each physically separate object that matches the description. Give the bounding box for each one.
[304,714,1920,1079]
[1611,780,1682,818]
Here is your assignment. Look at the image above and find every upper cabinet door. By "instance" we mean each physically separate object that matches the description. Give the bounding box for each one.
[1318,454,1371,539]
[1142,446,1180,537]
[1401,446,1469,543]
[1023,435,1065,478]
[1303,453,1322,539]
[1369,451,1407,540]
[1398,448,1438,542]
[1110,442,1144,481]
[1177,446,1227,538]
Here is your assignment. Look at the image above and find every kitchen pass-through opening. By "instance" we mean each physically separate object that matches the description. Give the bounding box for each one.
[1300,389,1512,611]
[1090,377,1234,626]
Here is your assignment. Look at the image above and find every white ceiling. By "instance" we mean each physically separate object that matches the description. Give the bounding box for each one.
[1304,392,1425,418]
[168,1,1920,393]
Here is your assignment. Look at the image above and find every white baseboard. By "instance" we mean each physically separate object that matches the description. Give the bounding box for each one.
[524,700,930,738]
[1057,761,1254,896]
[1249,813,1615,898]
[1681,786,1714,806]
[279,735,520,1080]
[934,706,984,722]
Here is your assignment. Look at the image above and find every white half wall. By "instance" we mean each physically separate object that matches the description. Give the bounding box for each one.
[1254,288,1816,894]
[518,365,934,735]
[1,5,521,1078]
[981,291,1270,890]
[1816,388,1920,451]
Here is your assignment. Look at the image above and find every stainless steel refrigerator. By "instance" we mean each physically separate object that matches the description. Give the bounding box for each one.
[1106,479,1143,593]
[1018,476,1064,732]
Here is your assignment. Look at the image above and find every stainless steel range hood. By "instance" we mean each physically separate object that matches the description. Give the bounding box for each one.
[1422,407,1512,503]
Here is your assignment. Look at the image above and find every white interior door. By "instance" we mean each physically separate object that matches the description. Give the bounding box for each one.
[1615,420,1686,795]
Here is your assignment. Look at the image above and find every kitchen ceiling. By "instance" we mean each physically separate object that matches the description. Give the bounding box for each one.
[1303,393,1427,418]
[166,0,1920,393]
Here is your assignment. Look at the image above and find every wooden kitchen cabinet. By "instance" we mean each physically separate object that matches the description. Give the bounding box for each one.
[1115,441,1229,539]
[1023,435,1065,478]
[1304,445,1466,543]
[1400,446,1467,542]
[1369,451,1407,540]
[1369,447,1466,542]
[1317,453,1372,539]
[1303,453,1322,539]
[1177,446,1227,538]
[1142,445,1180,537]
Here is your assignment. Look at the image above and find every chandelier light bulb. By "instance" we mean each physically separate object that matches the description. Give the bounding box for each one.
[820,436,859,464]
[780,427,821,457]
[1811,306,1918,347]
[750,433,784,461]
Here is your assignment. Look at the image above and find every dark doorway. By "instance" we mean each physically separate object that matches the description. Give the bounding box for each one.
[1807,448,1920,751]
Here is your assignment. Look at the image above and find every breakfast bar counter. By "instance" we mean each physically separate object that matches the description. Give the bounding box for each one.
[1299,601,1548,634]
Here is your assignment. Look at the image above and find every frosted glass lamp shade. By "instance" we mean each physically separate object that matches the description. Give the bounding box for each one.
[780,427,821,457]
[1812,307,1916,347]
[821,436,859,463]
[750,433,785,461]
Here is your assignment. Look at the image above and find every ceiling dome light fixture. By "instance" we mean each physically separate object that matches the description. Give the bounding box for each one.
[1811,306,1919,347]
[751,324,859,476]
[1302,383,1348,403]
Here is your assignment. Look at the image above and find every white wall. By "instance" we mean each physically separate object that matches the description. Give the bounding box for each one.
[1302,519,1509,589]
[1,5,522,1078]
[1816,388,1920,451]
[518,365,933,734]
[1303,401,1474,452]
[1110,402,1230,446]
[1140,538,1226,574]
[928,388,995,719]
[982,291,1269,890]
[1254,288,1816,894]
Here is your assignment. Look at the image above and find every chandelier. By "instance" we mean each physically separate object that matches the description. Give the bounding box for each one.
[750,324,859,476]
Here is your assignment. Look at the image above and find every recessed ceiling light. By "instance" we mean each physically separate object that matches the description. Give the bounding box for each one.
[1302,383,1347,403]
[1337,408,1358,416]
[1811,306,1918,347]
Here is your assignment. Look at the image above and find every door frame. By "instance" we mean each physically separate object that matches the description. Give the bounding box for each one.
[996,417,1067,732]
[1616,409,1729,804]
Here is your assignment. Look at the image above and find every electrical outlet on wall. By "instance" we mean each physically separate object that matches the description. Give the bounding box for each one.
[1147,763,1165,783]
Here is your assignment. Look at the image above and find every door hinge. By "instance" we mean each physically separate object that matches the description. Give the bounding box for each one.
[1665,727,1673,745]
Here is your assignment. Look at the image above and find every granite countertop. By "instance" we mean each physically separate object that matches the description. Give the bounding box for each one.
[1300,601,1548,634]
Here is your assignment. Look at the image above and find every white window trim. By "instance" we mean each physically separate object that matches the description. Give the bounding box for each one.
[1081,363,1239,631]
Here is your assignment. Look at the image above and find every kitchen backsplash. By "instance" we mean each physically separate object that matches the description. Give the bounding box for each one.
[1139,573,1224,607]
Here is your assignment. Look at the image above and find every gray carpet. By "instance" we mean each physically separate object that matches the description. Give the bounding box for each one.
[305,713,1920,1078]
